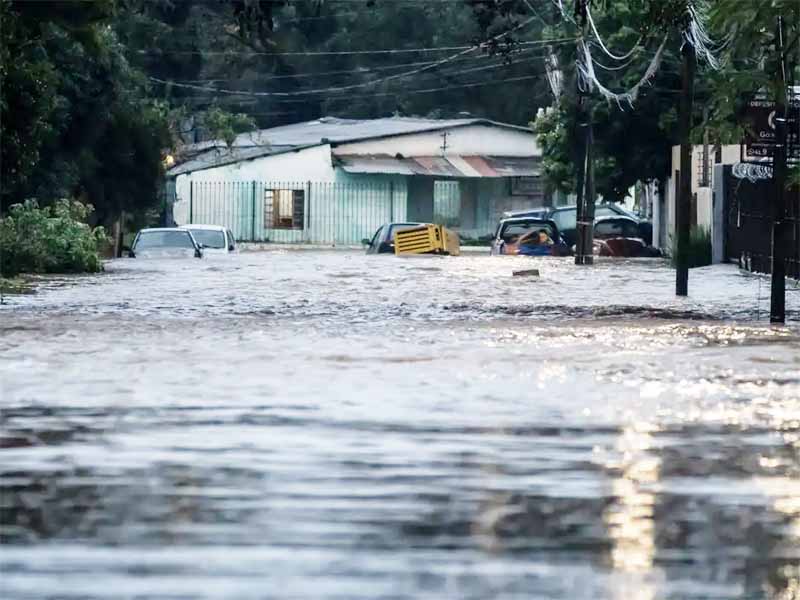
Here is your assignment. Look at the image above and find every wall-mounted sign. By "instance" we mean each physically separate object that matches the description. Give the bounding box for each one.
[741,92,800,163]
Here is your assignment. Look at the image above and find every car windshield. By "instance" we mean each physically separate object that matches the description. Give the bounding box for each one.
[595,219,640,239]
[135,230,196,250]
[551,208,577,231]
[501,222,556,243]
[187,229,226,248]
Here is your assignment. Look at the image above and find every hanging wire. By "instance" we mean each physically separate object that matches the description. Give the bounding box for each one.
[585,4,642,62]
[544,50,563,99]
[577,34,669,108]
[588,43,638,71]
[683,1,721,70]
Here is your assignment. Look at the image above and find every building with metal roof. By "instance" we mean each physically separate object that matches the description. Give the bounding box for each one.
[168,116,546,243]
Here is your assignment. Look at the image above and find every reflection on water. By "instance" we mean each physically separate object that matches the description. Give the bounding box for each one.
[1,252,799,599]
[604,424,660,600]
[606,425,659,572]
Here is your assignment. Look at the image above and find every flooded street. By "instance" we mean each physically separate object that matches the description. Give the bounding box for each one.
[1,251,799,599]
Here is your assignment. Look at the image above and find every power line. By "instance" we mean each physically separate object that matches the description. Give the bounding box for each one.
[154,45,554,87]
[133,38,573,58]
[158,44,551,84]
[149,14,551,97]
[176,68,549,107]
[149,51,544,98]
[325,73,546,100]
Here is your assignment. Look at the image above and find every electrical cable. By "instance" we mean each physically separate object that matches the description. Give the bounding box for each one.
[149,15,550,97]
[135,37,573,58]
[585,4,642,62]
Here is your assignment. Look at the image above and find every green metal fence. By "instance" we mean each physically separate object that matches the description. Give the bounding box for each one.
[174,180,407,245]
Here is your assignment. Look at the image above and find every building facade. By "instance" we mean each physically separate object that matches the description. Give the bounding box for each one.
[167,117,545,243]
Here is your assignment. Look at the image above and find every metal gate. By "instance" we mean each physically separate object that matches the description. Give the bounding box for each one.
[722,165,800,278]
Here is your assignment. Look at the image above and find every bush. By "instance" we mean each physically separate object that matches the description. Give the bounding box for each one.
[671,226,712,269]
[0,200,107,277]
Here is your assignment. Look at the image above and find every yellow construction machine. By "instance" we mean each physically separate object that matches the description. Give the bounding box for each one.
[393,224,460,256]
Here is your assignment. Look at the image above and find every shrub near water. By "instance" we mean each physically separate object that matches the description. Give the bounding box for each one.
[0,200,107,277]
[671,226,712,269]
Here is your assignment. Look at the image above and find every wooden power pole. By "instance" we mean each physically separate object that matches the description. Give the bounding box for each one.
[770,16,788,323]
[574,0,595,266]
[675,41,696,296]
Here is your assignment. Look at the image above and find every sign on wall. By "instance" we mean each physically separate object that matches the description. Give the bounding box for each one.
[741,92,800,163]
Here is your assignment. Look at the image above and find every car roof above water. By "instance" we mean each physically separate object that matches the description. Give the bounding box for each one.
[500,217,555,225]
[180,224,226,231]
[139,227,191,233]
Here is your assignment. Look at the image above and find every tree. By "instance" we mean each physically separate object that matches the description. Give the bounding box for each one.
[1,0,172,224]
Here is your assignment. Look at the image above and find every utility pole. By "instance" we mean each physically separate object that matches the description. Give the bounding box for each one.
[675,41,696,296]
[770,16,788,323]
[573,0,594,265]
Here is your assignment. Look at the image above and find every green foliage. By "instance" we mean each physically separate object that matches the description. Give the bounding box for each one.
[0,200,107,277]
[202,106,257,147]
[531,106,575,194]
[706,0,800,144]
[119,0,542,127]
[671,226,711,268]
[1,1,172,221]
[789,165,800,189]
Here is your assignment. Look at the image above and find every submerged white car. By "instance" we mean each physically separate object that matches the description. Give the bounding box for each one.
[180,224,237,254]
[129,228,203,259]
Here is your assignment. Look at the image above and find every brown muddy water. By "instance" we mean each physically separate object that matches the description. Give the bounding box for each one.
[1,251,799,599]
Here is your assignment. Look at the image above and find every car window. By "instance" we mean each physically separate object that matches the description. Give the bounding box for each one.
[187,229,226,249]
[226,230,235,249]
[551,209,576,231]
[500,222,557,243]
[595,220,639,238]
[134,231,196,250]
[369,226,383,247]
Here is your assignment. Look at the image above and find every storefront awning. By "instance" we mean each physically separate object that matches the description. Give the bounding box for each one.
[335,155,540,178]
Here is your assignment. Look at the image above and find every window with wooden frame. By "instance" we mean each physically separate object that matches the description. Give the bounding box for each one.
[264,189,305,230]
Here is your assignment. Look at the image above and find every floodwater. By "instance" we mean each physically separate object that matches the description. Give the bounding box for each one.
[1,251,799,600]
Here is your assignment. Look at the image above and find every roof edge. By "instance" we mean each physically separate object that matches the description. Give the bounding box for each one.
[167,143,324,177]
[327,119,533,148]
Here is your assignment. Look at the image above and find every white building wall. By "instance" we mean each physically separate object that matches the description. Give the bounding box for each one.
[333,124,540,157]
[661,144,740,254]
[173,145,336,228]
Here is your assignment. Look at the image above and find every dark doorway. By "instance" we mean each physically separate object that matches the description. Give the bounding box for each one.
[407,177,434,222]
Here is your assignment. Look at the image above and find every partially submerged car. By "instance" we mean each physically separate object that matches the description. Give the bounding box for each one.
[364,222,424,254]
[506,204,653,246]
[180,224,236,254]
[128,228,203,259]
[490,218,572,256]
[592,217,661,257]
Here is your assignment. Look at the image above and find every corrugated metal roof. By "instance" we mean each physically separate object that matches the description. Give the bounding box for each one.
[167,145,297,177]
[336,155,540,178]
[230,116,486,148]
[168,116,535,176]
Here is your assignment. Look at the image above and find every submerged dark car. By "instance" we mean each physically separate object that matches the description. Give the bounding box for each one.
[129,228,203,259]
[364,222,424,254]
[592,217,661,257]
[490,218,572,256]
[507,204,653,246]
